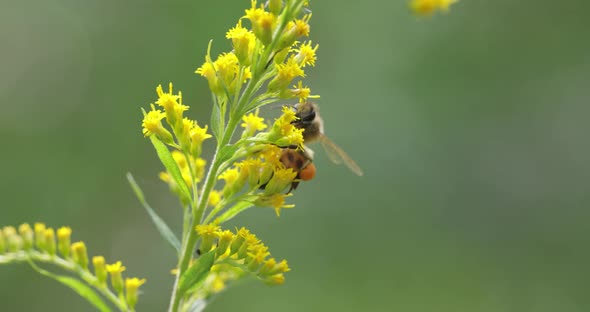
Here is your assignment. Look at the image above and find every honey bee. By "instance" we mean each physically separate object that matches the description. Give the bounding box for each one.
[291,102,363,176]
[279,148,316,192]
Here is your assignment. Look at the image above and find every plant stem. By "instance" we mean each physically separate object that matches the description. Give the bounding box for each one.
[1,251,127,311]
[168,116,240,312]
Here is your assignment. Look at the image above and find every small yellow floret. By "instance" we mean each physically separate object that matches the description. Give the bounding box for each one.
[410,0,458,16]
[106,261,126,273]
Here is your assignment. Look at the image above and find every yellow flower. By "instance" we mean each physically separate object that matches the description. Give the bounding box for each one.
[195,56,222,95]
[293,41,318,67]
[265,273,285,285]
[208,190,222,207]
[215,52,239,86]
[244,0,265,22]
[195,157,207,182]
[155,83,188,126]
[142,104,174,144]
[263,167,297,195]
[125,278,146,309]
[190,123,212,146]
[226,20,256,65]
[291,81,320,103]
[195,224,221,253]
[241,109,267,137]
[410,0,458,16]
[71,241,89,269]
[218,168,239,186]
[244,0,276,45]
[264,106,305,148]
[43,228,56,255]
[93,256,108,285]
[106,261,126,273]
[290,15,311,37]
[189,122,212,157]
[268,58,305,92]
[57,226,71,257]
[255,193,295,216]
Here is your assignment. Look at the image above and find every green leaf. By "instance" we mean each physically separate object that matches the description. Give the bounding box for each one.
[27,259,112,312]
[217,144,241,165]
[216,201,254,223]
[127,173,181,253]
[210,96,223,140]
[149,135,192,200]
[177,250,216,299]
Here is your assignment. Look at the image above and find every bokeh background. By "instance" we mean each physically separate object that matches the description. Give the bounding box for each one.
[2,0,590,311]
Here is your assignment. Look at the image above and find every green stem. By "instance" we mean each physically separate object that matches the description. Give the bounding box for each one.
[1,251,127,311]
[168,2,305,310]
[168,116,240,312]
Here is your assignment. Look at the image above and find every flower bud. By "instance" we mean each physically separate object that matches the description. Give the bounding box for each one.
[34,223,46,250]
[215,230,234,258]
[44,228,56,255]
[93,256,108,286]
[125,278,146,309]
[269,0,282,15]
[264,273,285,285]
[57,227,72,258]
[18,223,34,250]
[0,231,5,253]
[71,242,89,269]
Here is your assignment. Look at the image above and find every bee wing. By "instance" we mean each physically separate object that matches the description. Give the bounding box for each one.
[319,135,364,176]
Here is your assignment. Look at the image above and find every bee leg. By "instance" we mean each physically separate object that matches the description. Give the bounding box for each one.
[286,181,300,194]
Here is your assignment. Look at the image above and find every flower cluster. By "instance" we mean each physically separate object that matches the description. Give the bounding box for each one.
[0,223,145,310]
[410,0,459,16]
[186,225,289,300]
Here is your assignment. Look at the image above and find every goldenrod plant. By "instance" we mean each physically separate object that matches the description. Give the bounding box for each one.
[0,1,458,311]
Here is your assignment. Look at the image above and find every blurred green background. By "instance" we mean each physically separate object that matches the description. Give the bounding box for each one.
[2,0,590,311]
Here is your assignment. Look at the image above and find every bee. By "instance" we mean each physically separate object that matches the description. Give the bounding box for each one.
[279,148,316,192]
[291,102,363,176]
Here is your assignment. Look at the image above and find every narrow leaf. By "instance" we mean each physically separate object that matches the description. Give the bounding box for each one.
[216,201,254,223]
[210,99,222,140]
[177,251,216,299]
[217,144,241,165]
[149,135,192,200]
[27,260,112,312]
[127,173,181,253]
